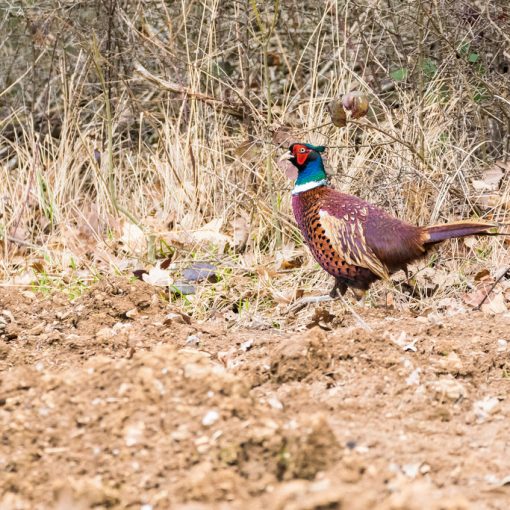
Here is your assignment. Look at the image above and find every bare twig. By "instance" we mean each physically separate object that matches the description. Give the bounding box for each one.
[475,267,510,310]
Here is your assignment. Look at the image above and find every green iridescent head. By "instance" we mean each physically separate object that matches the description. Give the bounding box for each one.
[286,143,327,186]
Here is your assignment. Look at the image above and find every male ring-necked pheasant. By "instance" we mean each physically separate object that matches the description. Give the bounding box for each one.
[281,143,504,298]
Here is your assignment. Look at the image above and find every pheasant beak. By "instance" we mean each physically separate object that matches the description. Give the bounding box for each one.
[278,150,292,162]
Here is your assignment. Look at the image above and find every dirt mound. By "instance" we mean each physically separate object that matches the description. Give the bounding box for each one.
[1,278,510,509]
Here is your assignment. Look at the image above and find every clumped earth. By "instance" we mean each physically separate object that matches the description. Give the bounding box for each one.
[1,277,510,509]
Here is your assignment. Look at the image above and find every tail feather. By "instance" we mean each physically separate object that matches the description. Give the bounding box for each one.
[424,220,503,244]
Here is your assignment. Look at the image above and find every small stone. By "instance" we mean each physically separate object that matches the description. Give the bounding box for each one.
[427,379,466,401]
[240,339,254,352]
[21,291,36,300]
[420,463,431,474]
[402,463,421,478]
[194,435,210,453]
[267,397,284,410]
[118,383,131,396]
[1,310,14,322]
[171,427,191,442]
[125,308,138,318]
[96,327,115,340]
[434,352,464,373]
[186,334,200,346]
[124,422,145,447]
[164,312,191,325]
[473,396,499,422]
[183,361,220,379]
[202,410,220,427]
[406,368,421,386]
[497,339,508,352]
[56,309,73,320]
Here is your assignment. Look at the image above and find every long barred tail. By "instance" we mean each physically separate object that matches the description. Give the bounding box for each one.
[424,220,503,244]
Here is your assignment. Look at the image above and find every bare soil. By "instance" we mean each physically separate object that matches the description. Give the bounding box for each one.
[1,277,510,509]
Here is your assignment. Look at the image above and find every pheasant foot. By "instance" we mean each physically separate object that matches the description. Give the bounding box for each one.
[288,294,335,314]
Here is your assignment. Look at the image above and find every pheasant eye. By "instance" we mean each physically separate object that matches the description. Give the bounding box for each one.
[299,147,306,153]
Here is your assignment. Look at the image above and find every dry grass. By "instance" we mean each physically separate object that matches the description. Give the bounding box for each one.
[1,0,509,322]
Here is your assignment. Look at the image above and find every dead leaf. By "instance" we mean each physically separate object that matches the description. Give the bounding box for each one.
[132,269,148,281]
[31,260,45,273]
[472,161,506,191]
[431,269,459,288]
[277,158,298,180]
[271,126,299,147]
[191,218,232,251]
[463,289,485,308]
[474,268,491,281]
[160,257,173,270]
[463,237,477,249]
[120,222,146,254]
[171,282,196,295]
[182,262,217,283]
[275,243,304,270]
[231,212,250,249]
[481,292,508,315]
[474,194,510,211]
[342,91,369,119]
[327,99,347,127]
[271,288,304,305]
[142,267,173,287]
[235,140,260,162]
[307,307,336,330]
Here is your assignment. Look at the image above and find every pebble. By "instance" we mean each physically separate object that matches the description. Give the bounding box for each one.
[202,410,220,427]
[96,327,116,339]
[402,462,421,478]
[124,422,145,447]
[1,310,14,322]
[406,368,421,386]
[267,397,284,410]
[125,308,138,318]
[240,339,254,352]
[427,379,466,401]
[164,312,189,325]
[185,334,200,346]
[473,396,499,422]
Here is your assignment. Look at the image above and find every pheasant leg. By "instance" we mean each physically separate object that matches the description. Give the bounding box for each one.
[329,278,348,298]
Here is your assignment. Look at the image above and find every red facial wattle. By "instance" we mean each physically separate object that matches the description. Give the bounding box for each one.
[296,152,308,165]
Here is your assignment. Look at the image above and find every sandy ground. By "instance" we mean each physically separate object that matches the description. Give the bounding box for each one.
[1,277,510,510]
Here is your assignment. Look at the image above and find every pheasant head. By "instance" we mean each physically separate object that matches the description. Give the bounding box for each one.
[280,143,328,194]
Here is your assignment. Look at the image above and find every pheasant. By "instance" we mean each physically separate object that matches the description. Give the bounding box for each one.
[280,142,505,299]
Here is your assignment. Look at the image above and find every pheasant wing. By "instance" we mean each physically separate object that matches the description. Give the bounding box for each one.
[319,209,390,280]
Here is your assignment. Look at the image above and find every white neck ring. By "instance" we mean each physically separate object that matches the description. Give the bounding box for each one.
[292,179,327,195]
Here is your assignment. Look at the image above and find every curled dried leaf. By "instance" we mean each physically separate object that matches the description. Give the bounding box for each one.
[342,91,369,119]
[271,126,299,147]
[235,140,259,162]
[472,162,505,191]
[277,158,298,180]
[327,99,347,127]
